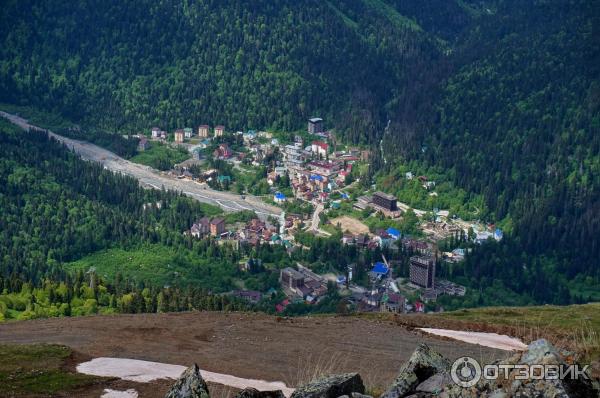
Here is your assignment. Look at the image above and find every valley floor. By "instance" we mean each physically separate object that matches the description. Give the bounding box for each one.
[0,312,505,393]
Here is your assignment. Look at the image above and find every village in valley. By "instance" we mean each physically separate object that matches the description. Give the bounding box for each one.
[136,117,504,315]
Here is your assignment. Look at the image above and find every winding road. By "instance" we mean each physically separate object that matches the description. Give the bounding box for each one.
[1,111,281,219]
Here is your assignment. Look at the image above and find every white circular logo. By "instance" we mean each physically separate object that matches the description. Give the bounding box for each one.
[451,356,482,387]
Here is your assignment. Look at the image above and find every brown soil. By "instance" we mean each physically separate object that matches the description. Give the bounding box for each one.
[0,312,508,397]
[0,312,506,397]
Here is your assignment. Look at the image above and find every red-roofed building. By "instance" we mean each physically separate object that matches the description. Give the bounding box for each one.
[311,141,329,157]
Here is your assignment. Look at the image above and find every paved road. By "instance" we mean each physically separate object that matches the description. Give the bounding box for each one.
[0,111,282,219]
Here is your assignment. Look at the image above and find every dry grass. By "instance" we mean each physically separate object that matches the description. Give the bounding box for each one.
[290,351,348,387]
[329,216,370,235]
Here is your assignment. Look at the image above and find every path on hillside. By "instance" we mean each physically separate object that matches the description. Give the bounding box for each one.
[0,111,281,219]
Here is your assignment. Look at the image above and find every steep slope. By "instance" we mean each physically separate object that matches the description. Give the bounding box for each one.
[0,0,449,139]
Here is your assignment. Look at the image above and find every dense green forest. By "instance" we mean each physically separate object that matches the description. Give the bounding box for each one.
[0,0,598,307]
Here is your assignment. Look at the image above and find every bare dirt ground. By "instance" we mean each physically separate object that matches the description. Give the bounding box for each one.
[0,312,507,396]
[329,216,369,235]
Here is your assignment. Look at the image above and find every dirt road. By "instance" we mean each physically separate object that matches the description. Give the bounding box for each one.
[0,312,506,391]
[0,111,281,220]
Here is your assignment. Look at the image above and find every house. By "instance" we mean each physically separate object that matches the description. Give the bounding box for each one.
[275,299,290,313]
[232,290,262,304]
[374,230,392,248]
[308,118,324,134]
[405,172,414,180]
[364,291,382,307]
[151,127,160,139]
[198,125,210,138]
[311,141,329,157]
[210,218,225,237]
[371,262,389,278]
[184,127,193,139]
[174,129,184,143]
[190,217,211,238]
[381,292,406,314]
[274,192,286,203]
[342,234,355,245]
[213,143,232,159]
[494,228,503,241]
[138,137,150,151]
[355,234,369,248]
[214,125,225,137]
[475,231,494,244]
[386,227,401,240]
[414,301,425,313]
[243,130,257,143]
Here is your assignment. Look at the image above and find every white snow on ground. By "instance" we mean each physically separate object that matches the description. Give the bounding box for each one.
[419,328,528,351]
[101,389,139,398]
[77,358,295,397]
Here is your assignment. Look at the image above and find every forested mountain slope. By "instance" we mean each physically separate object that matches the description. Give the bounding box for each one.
[0,0,598,304]
[0,0,451,139]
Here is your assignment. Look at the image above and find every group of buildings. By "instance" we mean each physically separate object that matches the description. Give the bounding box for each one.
[150,125,225,144]
[279,266,329,304]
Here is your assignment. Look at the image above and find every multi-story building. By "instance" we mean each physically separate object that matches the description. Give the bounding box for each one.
[372,191,398,211]
[151,127,160,138]
[174,129,185,143]
[214,125,225,137]
[184,127,193,139]
[308,117,323,134]
[198,125,209,138]
[210,218,225,236]
[409,256,436,289]
[280,267,305,290]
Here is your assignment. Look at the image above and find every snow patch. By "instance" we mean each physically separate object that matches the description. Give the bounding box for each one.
[101,389,138,398]
[419,328,528,351]
[78,357,294,397]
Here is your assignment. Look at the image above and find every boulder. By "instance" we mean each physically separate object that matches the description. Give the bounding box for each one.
[290,373,365,398]
[164,364,210,398]
[381,344,450,398]
[234,388,285,398]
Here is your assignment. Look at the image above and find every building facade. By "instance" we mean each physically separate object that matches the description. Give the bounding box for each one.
[409,256,436,289]
[308,118,323,134]
[372,191,398,211]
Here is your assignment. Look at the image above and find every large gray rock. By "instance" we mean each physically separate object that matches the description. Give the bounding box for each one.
[444,339,599,398]
[234,388,285,398]
[381,344,450,398]
[290,373,365,398]
[164,364,210,398]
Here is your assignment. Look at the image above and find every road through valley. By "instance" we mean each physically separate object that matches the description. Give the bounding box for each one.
[0,111,281,219]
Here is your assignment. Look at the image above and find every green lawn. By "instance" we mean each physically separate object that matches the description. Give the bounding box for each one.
[130,142,190,170]
[64,244,239,290]
[0,344,102,396]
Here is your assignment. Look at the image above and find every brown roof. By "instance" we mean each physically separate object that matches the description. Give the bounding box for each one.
[211,217,225,225]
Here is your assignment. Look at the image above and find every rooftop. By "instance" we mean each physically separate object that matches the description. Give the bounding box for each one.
[373,191,397,201]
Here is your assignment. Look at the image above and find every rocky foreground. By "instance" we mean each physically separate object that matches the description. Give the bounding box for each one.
[164,340,599,398]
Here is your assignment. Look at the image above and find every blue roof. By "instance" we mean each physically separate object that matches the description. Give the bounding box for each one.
[341,193,350,199]
[310,174,323,181]
[275,192,286,199]
[372,262,389,275]
[386,227,401,237]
